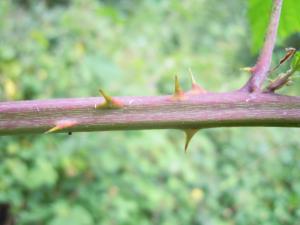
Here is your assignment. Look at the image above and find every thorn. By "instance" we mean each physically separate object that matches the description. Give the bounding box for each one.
[95,89,124,109]
[189,68,197,84]
[187,68,207,94]
[286,79,293,86]
[45,120,77,134]
[173,75,186,100]
[45,126,61,134]
[240,67,254,73]
[184,129,199,152]
[270,47,296,73]
[281,47,296,64]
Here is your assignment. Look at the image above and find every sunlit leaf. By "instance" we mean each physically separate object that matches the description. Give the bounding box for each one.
[248,0,300,53]
[291,51,300,71]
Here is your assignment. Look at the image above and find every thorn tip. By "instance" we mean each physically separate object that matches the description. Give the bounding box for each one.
[45,120,77,134]
[173,75,185,100]
[240,67,254,73]
[184,129,199,152]
[187,69,207,94]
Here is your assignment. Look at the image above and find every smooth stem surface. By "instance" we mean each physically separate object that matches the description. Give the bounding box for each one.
[242,0,283,92]
[1,92,300,135]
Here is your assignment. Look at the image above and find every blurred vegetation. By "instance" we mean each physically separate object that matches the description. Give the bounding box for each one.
[0,0,300,224]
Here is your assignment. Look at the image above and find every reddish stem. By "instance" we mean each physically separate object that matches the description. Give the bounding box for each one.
[1,92,300,135]
[241,0,283,92]
[0,0,296,137]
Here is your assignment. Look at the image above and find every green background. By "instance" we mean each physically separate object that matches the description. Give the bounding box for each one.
[0,0,300,224]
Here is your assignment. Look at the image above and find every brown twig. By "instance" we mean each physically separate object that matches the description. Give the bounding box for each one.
[265,70,292,92]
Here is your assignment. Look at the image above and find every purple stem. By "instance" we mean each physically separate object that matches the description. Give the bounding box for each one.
[242,0,283,92]
[1,92,300,135]
[0,0,294,137]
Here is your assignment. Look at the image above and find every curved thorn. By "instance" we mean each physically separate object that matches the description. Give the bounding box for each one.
[45,120,77,134]
[184,129,199,152]
[95,89,123,109]
[187,69,207,94]
[270,47,296,73]
[189,68,197,85]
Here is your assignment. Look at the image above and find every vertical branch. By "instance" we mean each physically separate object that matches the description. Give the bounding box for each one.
[241,0,283,92]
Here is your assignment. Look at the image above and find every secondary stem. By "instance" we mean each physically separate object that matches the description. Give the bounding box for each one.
[242,0,283,92]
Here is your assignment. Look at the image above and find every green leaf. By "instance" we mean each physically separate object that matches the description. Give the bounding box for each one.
[291,51,300,71]
[248,0,300,53]
[25,159,58,189]
[49,204,93,225]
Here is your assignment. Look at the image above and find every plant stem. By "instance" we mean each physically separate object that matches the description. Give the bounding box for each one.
[1,92,300,135]
[242,0,283,92]
[0,0,297,137]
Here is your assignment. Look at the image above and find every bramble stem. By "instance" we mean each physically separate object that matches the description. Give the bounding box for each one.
[242,0,283,92]
[1,92,300,135]
[0,0,298,137]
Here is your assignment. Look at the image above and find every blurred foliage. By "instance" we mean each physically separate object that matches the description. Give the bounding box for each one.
[0,0,300,224]
[291,51,300,71]
[248,0,300,53]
